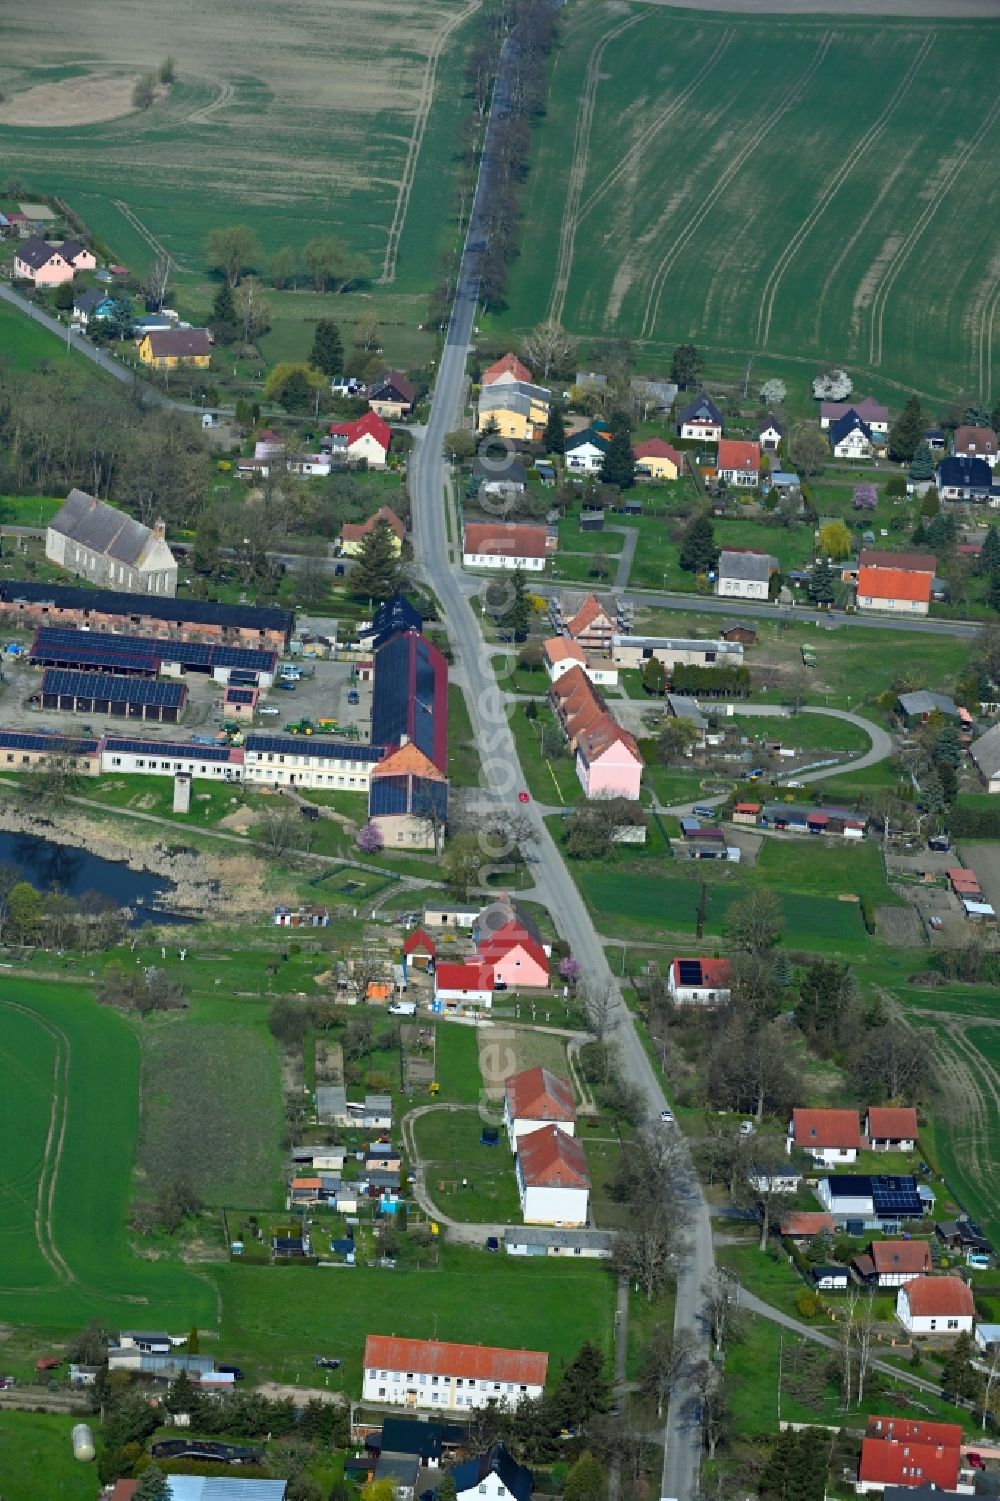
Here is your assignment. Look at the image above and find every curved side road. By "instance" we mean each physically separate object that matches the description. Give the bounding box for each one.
[408,26,711,1501]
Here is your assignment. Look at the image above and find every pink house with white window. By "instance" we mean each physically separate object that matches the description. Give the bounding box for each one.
[14,236,74,286]
[576,721,643,801]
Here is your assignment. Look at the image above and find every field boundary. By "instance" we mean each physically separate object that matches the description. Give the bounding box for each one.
[756,31,932,347]
[640,30,835,339]
[868,91,1000,365]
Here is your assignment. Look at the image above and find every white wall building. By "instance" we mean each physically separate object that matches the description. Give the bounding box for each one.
[896,1277,974,1335]
[362,1336,547,1412]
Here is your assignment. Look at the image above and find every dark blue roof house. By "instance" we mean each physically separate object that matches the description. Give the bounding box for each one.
[937,455,996,500]
[442,1445,533,1501]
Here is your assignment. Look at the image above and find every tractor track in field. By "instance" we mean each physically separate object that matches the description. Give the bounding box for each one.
[378,0,481,285]
[0,1000,74,1289]
[937,1019,1000,1207]
[575,28,734,232]
[640,30,834,340]
[756,31,932,347]
[868,91,1000,367]
[186,74,235,125]
[112,200,190,272]
[546,11,644,326]
[978,272,1000,401]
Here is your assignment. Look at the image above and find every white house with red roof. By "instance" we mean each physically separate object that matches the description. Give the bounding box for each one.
[543,636,587,682]
[515,1123,590,1225]
[667,958,731,1004]
[896,1276,975,1335]
[549,664,642,800]
[562,593,616,653]
[858,1420,963,1493]
[504,1066,576,1147]
[717,438,761,487]
[434,960,495,1009]
[482,352,532,386]
[329,411,392,467]
[402,928,436,972]
[463,521,548,571]
[362,1335,548,1410]
[787,1108,863,1165]
[954,425,998,467]
[865,1106,918,1152]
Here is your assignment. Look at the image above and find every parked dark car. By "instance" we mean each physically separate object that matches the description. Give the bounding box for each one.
[217,1365,245,1380]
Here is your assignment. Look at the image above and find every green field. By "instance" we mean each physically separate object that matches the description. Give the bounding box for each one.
[0,0,474,298]
[504,8,1000,400]
[0,979,214,1329]
[0,1411,99,1501]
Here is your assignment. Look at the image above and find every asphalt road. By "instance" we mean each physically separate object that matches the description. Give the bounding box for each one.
[533,579,981,639]
[409,31,712,1501]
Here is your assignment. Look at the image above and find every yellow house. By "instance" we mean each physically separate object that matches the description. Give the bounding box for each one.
[633,438,683,481]
[340,506,405,558]
[477,379,550,441]
[138,328,212,369]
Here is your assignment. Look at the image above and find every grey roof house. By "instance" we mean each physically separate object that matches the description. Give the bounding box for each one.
[896,690,959,722]
[970,725,1000,793]
[716,549,774,601]
[46,489,178,597]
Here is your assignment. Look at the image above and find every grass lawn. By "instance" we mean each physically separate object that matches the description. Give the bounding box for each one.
[448,683,482,789]
[433,1023,485,1105]
[0,978,215,1330]
[413,1110,522,1223]
[0,1411,99,1501]
[508,702,583,806]
[500,8,1000,400]
[0,494,65,528]
[556,516,625,556]
[733,711,872,756]
[209,1243,617,1391]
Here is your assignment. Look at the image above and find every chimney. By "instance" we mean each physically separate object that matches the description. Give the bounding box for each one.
[399,734,409,747]
[153,519,166,542]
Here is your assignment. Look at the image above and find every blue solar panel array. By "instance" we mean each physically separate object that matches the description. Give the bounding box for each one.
[871,1176,922,1217]
[245,735,382,762]
[0,579,293,636]
[42,670,186,707]
[0,729,99,754]
[31,627,276,676]
[104,737,236,762]
[369,776,409,816]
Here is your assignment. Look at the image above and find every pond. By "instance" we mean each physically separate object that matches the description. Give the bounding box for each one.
[0,831,186,926]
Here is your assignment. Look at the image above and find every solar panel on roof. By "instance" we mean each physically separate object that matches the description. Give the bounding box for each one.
[42,669,185,706]
[0,580,293,634]
[32,626,275,675]
[225,689,255,704]
[104,737,235,762]
[677,961,703,985]
[245,734,382,761]
[0,729,99,754]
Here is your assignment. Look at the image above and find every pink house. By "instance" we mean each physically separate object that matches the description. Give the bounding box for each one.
[479,922,550,989]
[57,239,97,272]
[576,720,643,801]
[14,237,74,286]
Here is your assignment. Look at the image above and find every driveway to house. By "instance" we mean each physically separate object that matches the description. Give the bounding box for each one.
[407,25,713,1501]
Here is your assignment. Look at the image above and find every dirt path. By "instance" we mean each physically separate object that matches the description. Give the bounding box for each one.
[112,199,191,272]
[869,92,1000,366]
[187,75,235,125]
[378,0,482,285]
[640,30,834,338]
[756,32,932,347]
[979,272,1000,401]
[546,12,644,326]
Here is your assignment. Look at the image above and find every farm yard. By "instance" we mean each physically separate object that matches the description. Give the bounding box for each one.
[0,0,476,297]
[504,8,1000,401]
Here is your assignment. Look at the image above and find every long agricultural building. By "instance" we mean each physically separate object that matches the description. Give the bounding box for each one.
[0,580,293,648]
[40,670,187,722]
[29,627,277,685]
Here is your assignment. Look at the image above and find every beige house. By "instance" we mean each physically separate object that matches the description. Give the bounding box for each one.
[46,490,178,596]
[477,380,550,440]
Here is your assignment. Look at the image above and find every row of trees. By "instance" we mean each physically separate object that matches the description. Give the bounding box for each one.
[204,225,368,294]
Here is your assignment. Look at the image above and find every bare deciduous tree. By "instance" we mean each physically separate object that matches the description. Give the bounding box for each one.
[702,1269,744,1354]
[580,977,618,1043]
[521,320,576,380]
[640,1326,698,1417]
[146,251,174,309]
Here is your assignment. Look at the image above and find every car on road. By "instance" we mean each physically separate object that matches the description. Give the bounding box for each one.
[347,690,360,705]
[486,1236,500,1253]
[692,804,717,819]
[518,790,530,802]
[659,1108,674,1124]
[314,1357,341,1370]
[785,779,805,788]
[259,706,280,716]
[277,680,296,691]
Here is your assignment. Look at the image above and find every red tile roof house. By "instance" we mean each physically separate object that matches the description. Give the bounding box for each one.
[858,1429,962,1493]
[667,958,731,1005]
[866,1106,919,1152]
[329,411,392,467]
[478,921,550,989]
[14,236,75,286]
[856,566,933,617]
[482,351,532,386]
[433,960,495,1010]
[549,665,643,800]
[462,521,548,571]
[543,635,588,682]
[362,1335,548,1410]
[515,1123,591,1226]
[853,1239,934,1288]
[340,505,405,554]
[402,927,437,972]
[786,1108,863,1165]
[896,1276,975,1336]
[564,593,616,653]
[504,1065,576,1147]
[779,1210,835,1241]
[954,424,998,468]
[716,438,761,487]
